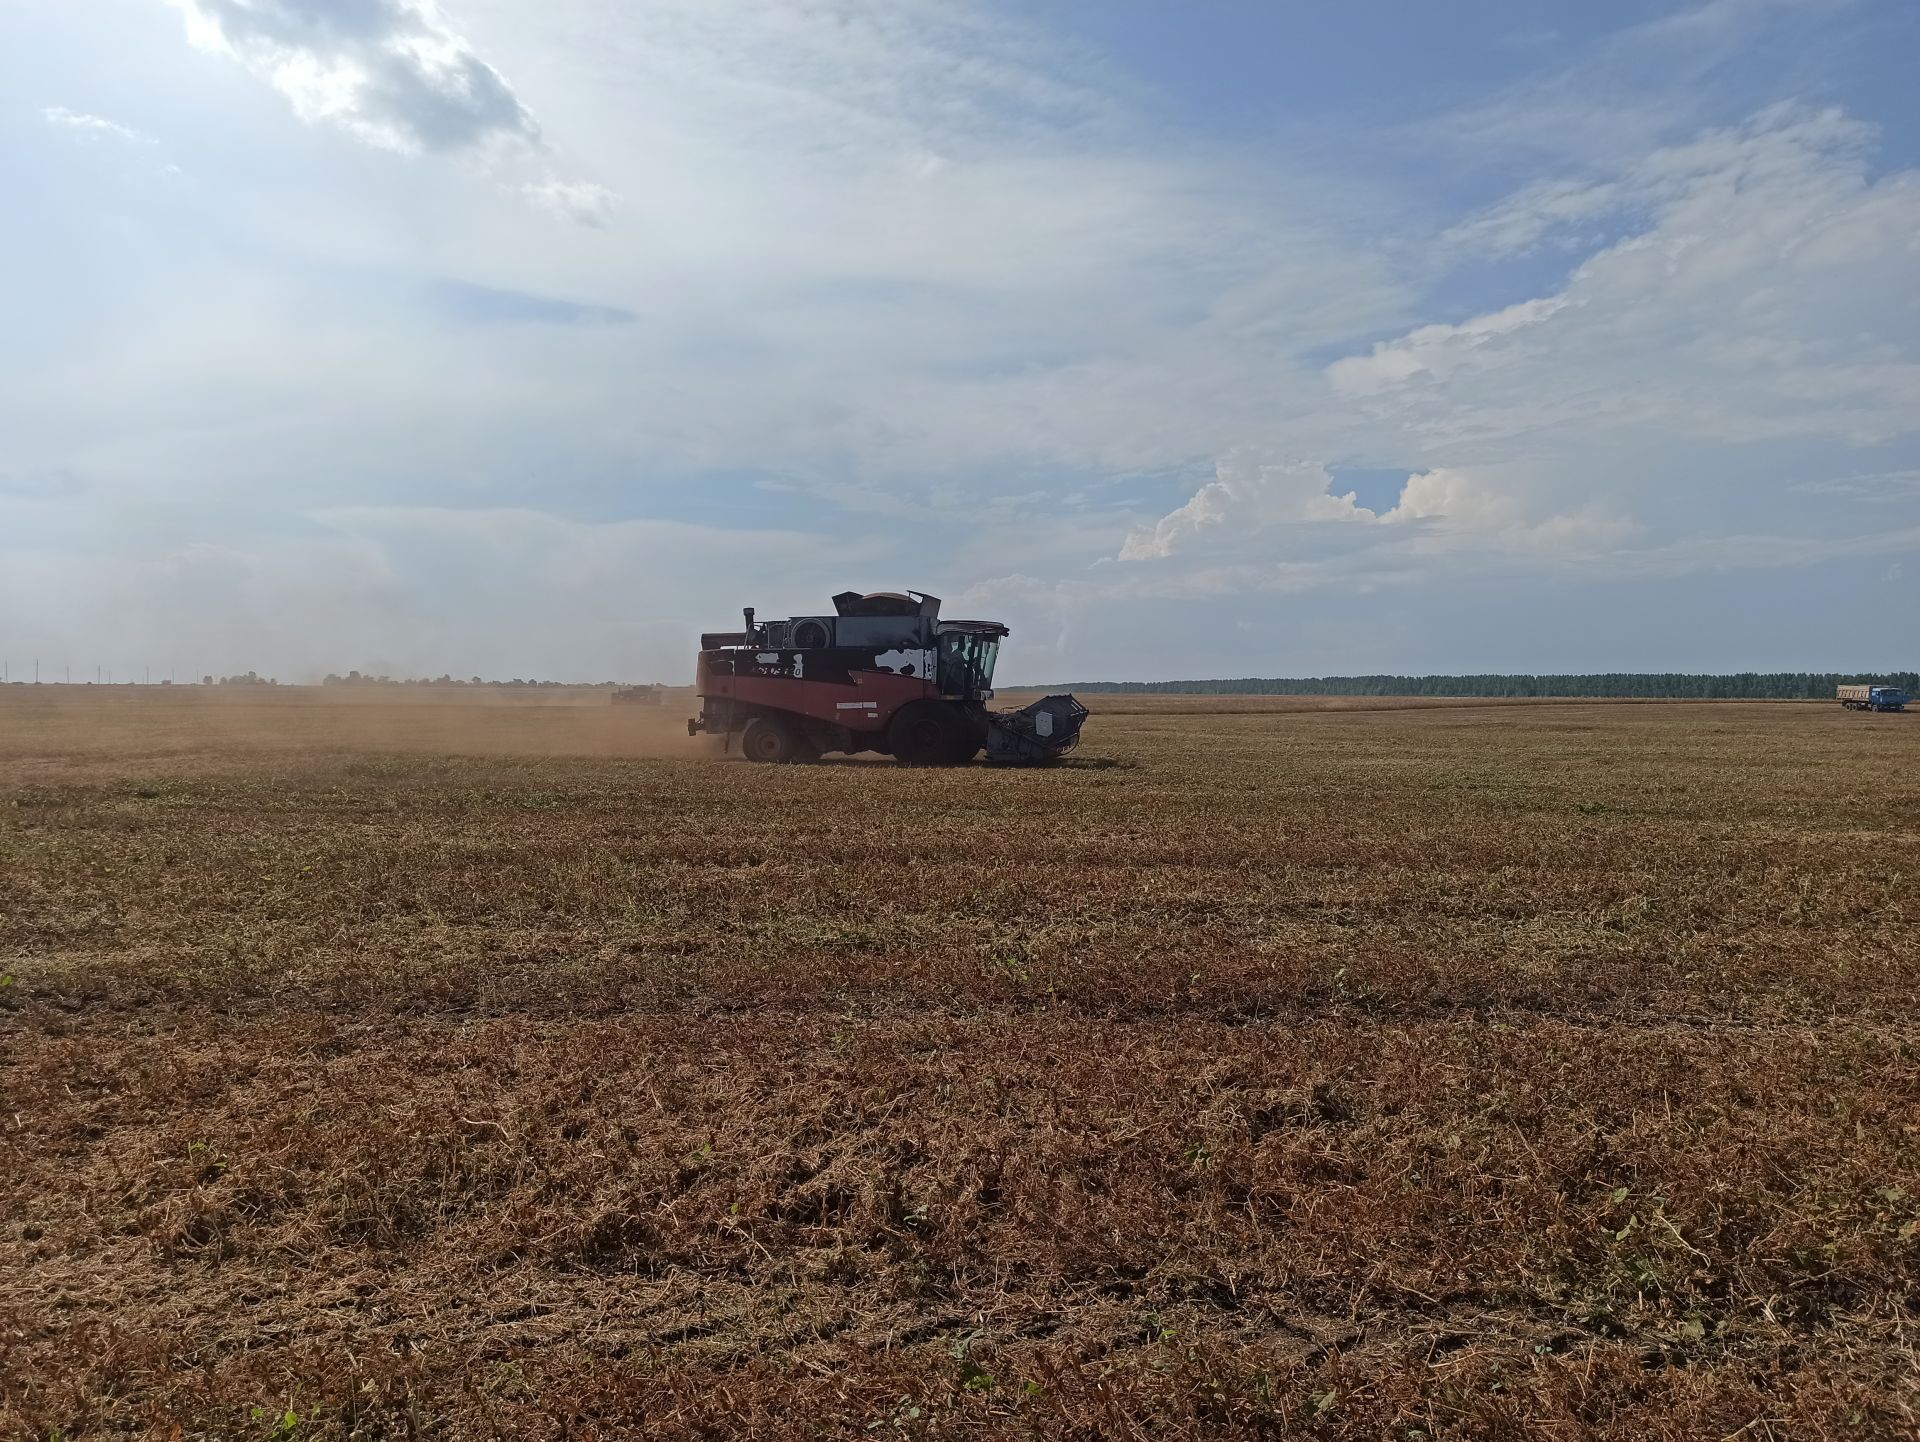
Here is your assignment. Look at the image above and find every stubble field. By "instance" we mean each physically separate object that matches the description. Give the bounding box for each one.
[2,686,1916,1439]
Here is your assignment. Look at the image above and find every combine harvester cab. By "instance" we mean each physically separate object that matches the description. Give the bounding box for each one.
[687,590,1087,765]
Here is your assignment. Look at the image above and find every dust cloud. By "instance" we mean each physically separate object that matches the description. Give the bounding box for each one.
[0,685,717,783]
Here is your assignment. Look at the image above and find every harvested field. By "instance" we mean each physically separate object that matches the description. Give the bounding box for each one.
[2,688,1917,1439]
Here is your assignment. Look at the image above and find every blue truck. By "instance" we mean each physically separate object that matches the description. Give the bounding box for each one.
[1837,684,1909,712]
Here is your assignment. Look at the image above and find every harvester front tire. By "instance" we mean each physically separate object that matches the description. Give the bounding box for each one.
[888,703,968,766]
[740,717,799,764]
[950,711,986,765]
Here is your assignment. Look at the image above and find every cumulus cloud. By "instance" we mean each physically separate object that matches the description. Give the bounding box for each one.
[42,106,157,145]
[1377,468,1517,527]
[165,0,539,155]
[1119,459,1374,561]
[1376,469,1637,550]
[1118,460,1641,592]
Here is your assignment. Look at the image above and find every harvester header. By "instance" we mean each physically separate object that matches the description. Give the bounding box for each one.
[688,590,1087,765]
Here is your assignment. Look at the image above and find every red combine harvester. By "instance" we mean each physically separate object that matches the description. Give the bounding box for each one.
[688,590,1088,765]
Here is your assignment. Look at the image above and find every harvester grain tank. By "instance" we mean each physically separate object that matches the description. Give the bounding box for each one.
[687,590,1087,764]
[1837,684,1909,712]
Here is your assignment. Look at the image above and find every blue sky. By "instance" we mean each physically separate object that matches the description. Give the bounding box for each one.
[2,0,1916,683]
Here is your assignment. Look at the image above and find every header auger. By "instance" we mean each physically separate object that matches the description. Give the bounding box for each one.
[687,590,1088,765]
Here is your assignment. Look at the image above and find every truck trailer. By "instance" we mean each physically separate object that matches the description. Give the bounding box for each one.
[1837,684,1909,712]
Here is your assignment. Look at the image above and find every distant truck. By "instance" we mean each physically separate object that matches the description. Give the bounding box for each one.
[1837,684,1908,712]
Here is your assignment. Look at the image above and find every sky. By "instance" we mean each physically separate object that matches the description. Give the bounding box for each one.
[2,0,1917,684]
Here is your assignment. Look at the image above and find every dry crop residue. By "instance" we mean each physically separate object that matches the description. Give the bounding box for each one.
[1,689,1916,1440]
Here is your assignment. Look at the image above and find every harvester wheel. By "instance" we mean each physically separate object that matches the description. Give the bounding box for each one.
[888,702,968,766]
[951,711,986,764]
[740,717,799,764]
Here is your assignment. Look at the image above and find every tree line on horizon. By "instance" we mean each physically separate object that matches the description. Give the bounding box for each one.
[1056,672,1919,699]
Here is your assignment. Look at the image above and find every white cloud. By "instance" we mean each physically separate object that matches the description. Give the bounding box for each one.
[1437,178,1625,259]
[1376,468,1516,527]
[1439,104,1875,261]
[42,106,157,145]
[1415,0,1857,173]
[1118,461,1639,590]
[1080,447,1920,604]
[1118,459,1375,561]
[9,1,1920,676]
[1327,298,1573,397]
[1330,107,1920,461]
[520,177,614,228]
[1791,470,1920,503]
[1373,470,1640,552]
[165,0,539,155]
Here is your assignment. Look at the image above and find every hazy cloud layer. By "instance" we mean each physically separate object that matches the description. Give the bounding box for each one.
[3,0,1916,679]
[0,505,895,684]
[1332,106,1920,456]
[519,178,614,228]
[1109,105,1919,605]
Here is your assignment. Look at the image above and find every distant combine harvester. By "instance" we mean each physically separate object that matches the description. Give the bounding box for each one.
[612,685,665,706]
[1837,683,1908,713]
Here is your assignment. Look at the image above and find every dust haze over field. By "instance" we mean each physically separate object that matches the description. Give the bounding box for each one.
[0,685,1645,783]
[0,685,711,782]
[3,688,1917,1439]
